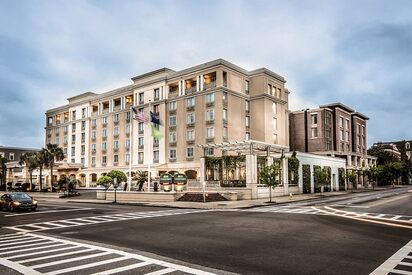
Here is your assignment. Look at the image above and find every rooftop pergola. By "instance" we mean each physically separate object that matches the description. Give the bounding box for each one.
[198,140,289,155]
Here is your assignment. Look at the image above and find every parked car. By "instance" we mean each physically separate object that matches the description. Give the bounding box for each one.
[0,192,38,212]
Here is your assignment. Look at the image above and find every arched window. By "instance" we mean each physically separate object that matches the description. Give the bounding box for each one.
[406,143,410,150]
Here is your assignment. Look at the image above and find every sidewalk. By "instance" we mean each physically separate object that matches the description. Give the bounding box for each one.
[65,189,377,209]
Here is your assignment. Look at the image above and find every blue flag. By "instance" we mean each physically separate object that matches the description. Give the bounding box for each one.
[150,111,161,125]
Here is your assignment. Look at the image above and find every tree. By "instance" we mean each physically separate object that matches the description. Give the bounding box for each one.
[365,166,380,189]
[288,151,300,185]
[106,170,127,183]
[97,176,113,188]
[0,156,8,191]
[36,149,50,191]
[259,163,280,203]
[345,170,357,190]
[313,166,330,193]
[19,152,39,191]
[133,170,149,191]
[368,144,399,165]
[45,143,65,189]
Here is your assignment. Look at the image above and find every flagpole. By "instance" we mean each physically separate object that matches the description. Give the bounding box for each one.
[128,106,132,191]
[147,100,151,192]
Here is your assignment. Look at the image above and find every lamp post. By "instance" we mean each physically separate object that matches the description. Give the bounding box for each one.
[113,178,118,203]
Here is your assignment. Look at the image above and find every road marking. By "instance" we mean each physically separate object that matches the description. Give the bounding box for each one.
[370,240,412,275]
[4,207,93,217]
[1,240,56,251]
[0,243,64,255]
[0,236,36,244]
[0,237,43,247]
[0,233,217,275]
[146,267,176,275]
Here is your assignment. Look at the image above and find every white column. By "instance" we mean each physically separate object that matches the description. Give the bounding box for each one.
[200,157,206,182]
[298,163,303,192]
[310,165,315,193]
[178,80,182,96]
[200,75,204,91]
[282,157,289,195]
[246,154,258,199]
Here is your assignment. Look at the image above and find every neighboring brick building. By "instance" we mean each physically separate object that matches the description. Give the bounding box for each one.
[289,103,376,187]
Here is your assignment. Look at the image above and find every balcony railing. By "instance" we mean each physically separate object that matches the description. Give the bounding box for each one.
[203,81,216,90]
[206,101,215,108]
[138,159,143,164]
[169,141,177,147]
[169,109,176,115]
[206,119,214,125]
[153,158,159,163]
[185,86,197,94]
[102,109,109,114]
[187,122,195,128]
[186,105,195,111]
[187,140,195,145]
[138,144,144,149]
[113,105,121,111]
[206,137,214,143]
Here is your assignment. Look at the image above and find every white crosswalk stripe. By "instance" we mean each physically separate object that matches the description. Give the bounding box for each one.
[0,233,216,275]
[370,240,412,275]
[4,208,210,233]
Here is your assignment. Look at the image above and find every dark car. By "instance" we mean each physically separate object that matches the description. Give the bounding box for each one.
[0,192,38,212]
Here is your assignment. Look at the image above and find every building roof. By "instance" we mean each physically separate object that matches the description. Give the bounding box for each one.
[0,145,40,151]
[319,102,355,113]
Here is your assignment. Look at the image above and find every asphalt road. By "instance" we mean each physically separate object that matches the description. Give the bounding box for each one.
[0,187,411,275]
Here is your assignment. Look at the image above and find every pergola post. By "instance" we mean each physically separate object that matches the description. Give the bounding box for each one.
[246,154,258,199]
[200,157,206,183]
[281,151,289,195]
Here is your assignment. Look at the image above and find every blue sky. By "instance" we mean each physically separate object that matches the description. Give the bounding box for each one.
[1,0,411,148]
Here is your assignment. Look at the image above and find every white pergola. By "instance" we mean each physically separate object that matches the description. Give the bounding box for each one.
[198,140,290,199]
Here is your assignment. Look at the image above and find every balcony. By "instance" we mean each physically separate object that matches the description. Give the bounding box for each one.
[206,119,214,125]
[203,81,216,90]
[186,105,195,111]
[125,146,130,151]
[169,109,176,115]
[169,141,177,147]
[102,149,107,153]
[113,148,119,153]
[153,142,159,148]
[169,125,176,131]
[91,124,96,129]
[223,119,228,125]
[206,137,214,143]
[114,162,118,166]
[186,157,194,161]
[153,158,159,164]
[91,137,96,142]
[91,150,96,155]
[91,111,98,117]
[114,133,119,138]
[126,132,130,137]
[81,139,85,144]
[102,109,109,114]
[138,144,144,149]
[126,117,131,123]
[138,129,144,135]
[102,163,107,167]
[138,159,144,164]
[206,101,214,108]
[91,163,96,167]
[186,122,195,128]
[113,120,119,125]
[102,136,107,141]
[223,100,228,107]
[187,140,195,145]
[169,158,176,162]
[185,86,197,94]
[113,105,121,111]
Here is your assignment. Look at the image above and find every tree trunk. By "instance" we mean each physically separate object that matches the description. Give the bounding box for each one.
[269,186,272,203]
[50,162,54,191]
[29,171,33,191]
[39,166,43,191]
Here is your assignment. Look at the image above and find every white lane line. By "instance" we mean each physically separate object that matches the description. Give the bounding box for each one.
[1,240,56,251]
[44,256,129,275]
[6,245,77,260]
[0,236,37,244]
[17,248,95,264]
[30,251,112,269]
[0,237,44,247]
[0,258,42,275]
[370,240,412,275]
[57,220,84,225]
[145,267,176,275]
[390,215,402,220]
[89,261,151,275]
[0,243,64,255]
[4,208,93,217]
[42,222,68,228]
[0,232,26,239]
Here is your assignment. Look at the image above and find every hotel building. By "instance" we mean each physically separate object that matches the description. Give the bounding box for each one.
[45,59,290,187]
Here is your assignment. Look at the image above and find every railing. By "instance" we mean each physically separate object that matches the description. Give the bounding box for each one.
[185,86,197,94]
[113,105,122,111]
[102,109,109,114]
[203,81,216,90]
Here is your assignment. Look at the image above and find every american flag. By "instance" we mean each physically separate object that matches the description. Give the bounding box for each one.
[132,107,149,123]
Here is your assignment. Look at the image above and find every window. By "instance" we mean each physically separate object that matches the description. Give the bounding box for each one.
[169,101,177,110]
[102,142,107,150]
[268,84,272,94]
[102,156,107,164]
[81,121,86,130]
[339,117,344,128]
[72,123,76,132]
[187,113,195,124]
[126,112,131,121]
[114,155,119,163]
[187,130,195,141]
[346,119,350,130]
[153,104,159,114]
[71,158,75,163]
[272,118,277,130]
[114,126,119,136]
[154,88,160,100]
[277,88,281,98]
[113,113,119,122]
[223,127,228,138]
[138,137,144,146]
[205,148,214,156]
[126,124,130,134]
[114,140,119,149]
[170,132,177,142]
[138,152,144,163]
[206,109,214,121]
[138,122,144,132]
[407,143,410,150]
[311,128,318,138]
[223,71,227,87]
[170,149,176,159]
[102,116,108,124]
[187,147,194,158]
[71,146,75,157]
[169,116,177,126]
[9,153,14,161]
[63,148,67,156]
[82,108,86,118]
[102,128,107,138]
[72,110,76,120]
[206,127,214,138]
[311,114,318,125]
[81,158,85,166]
[81,145,85,155]
[246,132,251,140]
[64,125,68,133]
[63,135,68,145]
[47,116,53,126]
[91,144,96,152]
[246,116,251,128]
[245,80,250,94]
[273,134,277,143]
[153,151,159,162]
[206,93,214,103]
[92,119,96,127]
[246,100,250,112]
[81,133,85,142]
[187,97,195,107]
[223,109,228,120]
[71,134,76,143]
[91,157,96,165]
[346,131,349,142]
[125,153,130,163]
[340,130,344,140]
[223,92,228,101]
[139,92,144,104]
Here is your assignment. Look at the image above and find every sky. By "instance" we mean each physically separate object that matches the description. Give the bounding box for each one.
[0,0,411,148]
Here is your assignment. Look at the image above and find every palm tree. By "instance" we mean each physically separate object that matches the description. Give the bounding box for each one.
[19,152,39,191]
[45,143,65,190]
[0,156,8,190]
[36,149,50,191]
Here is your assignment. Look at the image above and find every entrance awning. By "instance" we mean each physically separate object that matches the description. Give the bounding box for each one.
[198,139,289,154]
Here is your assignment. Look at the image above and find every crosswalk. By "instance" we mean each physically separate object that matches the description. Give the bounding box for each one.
[242,205,329,215]
[370,240,412,275]
[5,209,210,233]
[0,232,216,275]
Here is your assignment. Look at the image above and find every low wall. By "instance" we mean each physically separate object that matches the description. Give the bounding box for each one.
[97,191,180,202]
